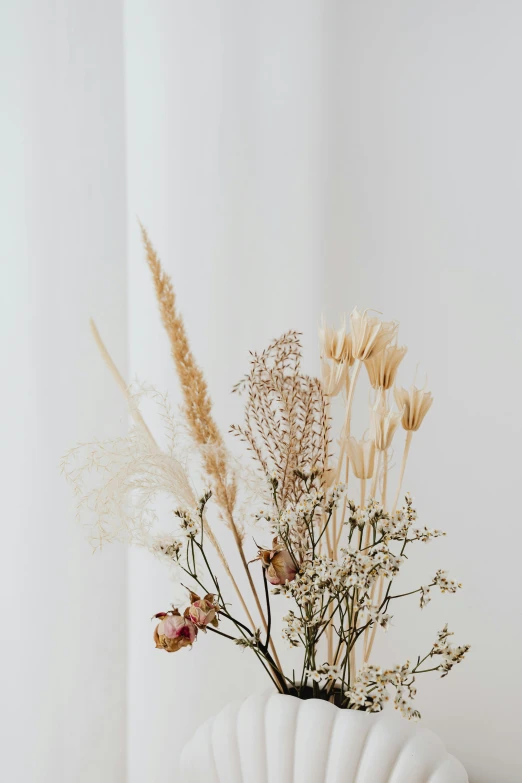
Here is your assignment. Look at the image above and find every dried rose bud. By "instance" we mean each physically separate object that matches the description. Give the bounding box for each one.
[153,610,197,653]
[257,538,297,585]
[186,592,219,629]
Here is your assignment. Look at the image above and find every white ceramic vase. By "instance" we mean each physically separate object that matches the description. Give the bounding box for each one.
[180,691,468,782]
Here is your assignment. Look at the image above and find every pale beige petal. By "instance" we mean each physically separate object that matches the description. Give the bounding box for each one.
[394,385,433,431]
[350,307,398,362]
[365,344,407,390]
[345,436,376,479]
[370,395,403,450]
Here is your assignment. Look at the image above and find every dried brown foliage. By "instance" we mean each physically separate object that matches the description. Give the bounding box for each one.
[232,331,330,508]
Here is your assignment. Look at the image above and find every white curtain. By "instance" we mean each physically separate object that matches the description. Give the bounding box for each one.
[2,2,522,781]
[0,2,127,782]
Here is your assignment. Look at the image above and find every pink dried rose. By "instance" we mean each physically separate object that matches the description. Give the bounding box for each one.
[153,610,198,653]
[257,538,297,585]
[187,592,219,630]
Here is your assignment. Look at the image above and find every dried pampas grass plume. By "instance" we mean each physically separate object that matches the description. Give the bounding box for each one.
[86,326,246,608]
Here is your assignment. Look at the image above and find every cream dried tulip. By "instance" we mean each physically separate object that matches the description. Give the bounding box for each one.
[365,344,407,390]
[370,397,403,451]
[394,385,433,431]
[350,308,398,362]
[320,319,354,365]
[154,610,198,652]
[321,358,348,397]
[345,436,376,479]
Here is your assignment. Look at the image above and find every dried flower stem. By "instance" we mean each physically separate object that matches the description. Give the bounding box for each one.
[334,458,350,552]
[336,360,362,479]
[366,439,410,661]
[365,443,406,661]
[360,477,366,509]
[370,450,382,499]
[364,575,386,661]
[382,450,389,510]
[328,357,362,669]
[393,430,413,513]
[363,449,390,660]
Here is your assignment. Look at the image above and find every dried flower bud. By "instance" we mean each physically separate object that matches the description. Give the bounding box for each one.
[321,358,348,397]
[365,344,407,390]
[256,538,297,585]
[187,592,219,629]
[370,396,402,451]
[350,307,398,362]
[345,436,375,479]
[153,610,197,653]
[394,385,433,431]
[320,319,354,365]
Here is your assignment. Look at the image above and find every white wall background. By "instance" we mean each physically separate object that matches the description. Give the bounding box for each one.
[2,2,521,782]
[0,1,127,782]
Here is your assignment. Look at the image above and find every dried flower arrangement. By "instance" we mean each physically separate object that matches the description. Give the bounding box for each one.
[62,228,469,719]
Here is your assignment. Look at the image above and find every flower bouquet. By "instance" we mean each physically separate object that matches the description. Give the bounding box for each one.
[63,228,469,721]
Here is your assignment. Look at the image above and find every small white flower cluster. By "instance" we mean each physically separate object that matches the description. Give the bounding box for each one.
[366,605,392,630]
[277,542,406,614]
[234,629,262,650]
[175,508,200,537]
[344,498,413,542]
[277,557,346,614]
[420,570,461,608]
[306,663,341,684]
[282,611,304,647]
[347,662,420,720]
[345,498,383,530]
[344,495,445,548]
[325,483,347,511]
[151,534,183,562]
[257,488,335,562]
[253,508,277,525]
[386,498,418,539]
[409,526,446,543]
[256,484,345,536]
[420,584,432,608]
[432,570,462,594]
[296,489,326,513]
[432,625,470,677]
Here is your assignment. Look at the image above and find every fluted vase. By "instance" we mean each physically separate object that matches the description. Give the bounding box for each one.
[180,691,468,782]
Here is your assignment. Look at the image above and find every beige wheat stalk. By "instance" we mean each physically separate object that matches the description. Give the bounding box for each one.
[90,318,254,631]
[90,319,156,449]
[140,224,282,672]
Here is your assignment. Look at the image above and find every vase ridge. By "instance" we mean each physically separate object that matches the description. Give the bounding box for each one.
[180,691,468,782]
